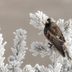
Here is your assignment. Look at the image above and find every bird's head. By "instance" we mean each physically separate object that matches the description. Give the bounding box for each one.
[45,18,55,24]
[47,18,52,23]
[44,18,52,26]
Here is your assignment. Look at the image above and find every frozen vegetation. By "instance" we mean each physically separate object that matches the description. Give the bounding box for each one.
[0,11,72,72]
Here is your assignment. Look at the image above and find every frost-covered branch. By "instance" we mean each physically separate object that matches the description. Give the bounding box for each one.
[29,11,55,35]
[29,11,49,31]
[29,41,51,57]
[29,11,72,59]
[23,64,49,72]
[29,11,72,72]
[29,41,64,72]
[0,33,8,72]
[8,28,28,72]
[29,41,58,59]
[0,10,72,72]
[23,59,72,72]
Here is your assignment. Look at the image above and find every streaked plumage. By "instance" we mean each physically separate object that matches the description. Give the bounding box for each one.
[44,18,71,59]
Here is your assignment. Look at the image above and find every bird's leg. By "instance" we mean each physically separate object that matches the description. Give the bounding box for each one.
[48,42,53,48]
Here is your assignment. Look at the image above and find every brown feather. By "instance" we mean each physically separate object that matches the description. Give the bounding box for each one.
[45,30,65,57]
[44,18,71,59]
[49,22,65,42]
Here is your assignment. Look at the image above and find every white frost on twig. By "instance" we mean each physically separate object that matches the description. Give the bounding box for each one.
[23,64,49,72]
[29,11,49,31]
[29,11,55,35]
[0,33,8,72]
[29,11,72,72]
[29,11,72,59]
[8,28,28,72]
[29,41,54,58]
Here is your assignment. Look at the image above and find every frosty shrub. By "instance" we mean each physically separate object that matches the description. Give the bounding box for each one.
[0,11,72,72]
[29,11,72,72]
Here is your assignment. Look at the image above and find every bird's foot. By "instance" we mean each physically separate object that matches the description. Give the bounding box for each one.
[48,42,53,48]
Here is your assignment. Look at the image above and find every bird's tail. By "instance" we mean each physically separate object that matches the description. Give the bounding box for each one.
[63,44,72,60]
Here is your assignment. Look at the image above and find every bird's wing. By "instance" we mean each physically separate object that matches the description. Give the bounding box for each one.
[50,22,66,42]
[46,30,65,57]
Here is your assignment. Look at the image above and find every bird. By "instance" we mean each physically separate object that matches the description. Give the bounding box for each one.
[44,18,71,59]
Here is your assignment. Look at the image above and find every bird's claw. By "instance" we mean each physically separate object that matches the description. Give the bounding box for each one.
[48,42,53,48]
